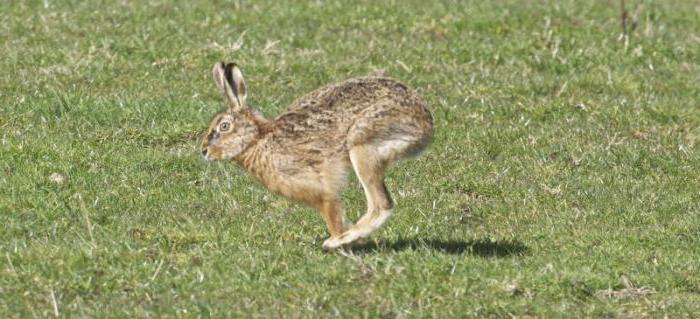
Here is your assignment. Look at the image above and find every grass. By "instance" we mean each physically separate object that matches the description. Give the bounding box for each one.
[1,0,699,317]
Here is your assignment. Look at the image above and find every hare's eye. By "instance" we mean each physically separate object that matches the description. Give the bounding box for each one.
[219,122,231,131]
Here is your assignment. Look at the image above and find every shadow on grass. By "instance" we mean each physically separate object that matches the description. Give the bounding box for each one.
[348,238,527,257]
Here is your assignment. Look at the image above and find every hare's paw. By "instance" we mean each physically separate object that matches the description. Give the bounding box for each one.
[322,231,359,250]
[356,209,393,230]
[322,236,347,250]
[322,224,377,250]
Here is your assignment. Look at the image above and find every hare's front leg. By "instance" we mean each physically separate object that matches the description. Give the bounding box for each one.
[314,197,351,249]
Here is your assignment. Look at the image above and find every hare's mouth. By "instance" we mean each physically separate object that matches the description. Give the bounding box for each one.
[201,148,211,160]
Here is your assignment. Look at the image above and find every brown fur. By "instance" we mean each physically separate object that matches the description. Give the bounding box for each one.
[202,62,432,249]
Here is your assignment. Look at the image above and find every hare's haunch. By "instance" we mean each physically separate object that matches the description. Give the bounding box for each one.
[202,62,433,249]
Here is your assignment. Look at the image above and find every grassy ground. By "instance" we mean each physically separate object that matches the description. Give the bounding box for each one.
[1,0,699,317]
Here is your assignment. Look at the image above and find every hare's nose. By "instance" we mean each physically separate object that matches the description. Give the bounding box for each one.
[201,148,208,156]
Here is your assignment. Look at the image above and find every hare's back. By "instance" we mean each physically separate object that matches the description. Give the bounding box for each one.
[271,77,431,157]
[284,77,421,117]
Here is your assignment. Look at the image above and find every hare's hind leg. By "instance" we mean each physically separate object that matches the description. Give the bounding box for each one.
[323,145,394,249]
[350,145,394,230]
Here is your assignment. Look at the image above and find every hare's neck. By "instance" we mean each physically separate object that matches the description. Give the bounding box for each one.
[235,138,283,189]
[233,114,282,188]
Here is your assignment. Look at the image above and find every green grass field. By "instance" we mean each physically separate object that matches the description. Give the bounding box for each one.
[1,0,699,317]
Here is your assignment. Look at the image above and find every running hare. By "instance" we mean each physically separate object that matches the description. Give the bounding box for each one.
[201,62,432,249]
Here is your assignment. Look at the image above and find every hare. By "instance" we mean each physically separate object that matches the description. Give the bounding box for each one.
[201,62,433,249]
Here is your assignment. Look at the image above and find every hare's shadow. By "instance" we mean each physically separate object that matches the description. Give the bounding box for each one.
[349,238,527,257]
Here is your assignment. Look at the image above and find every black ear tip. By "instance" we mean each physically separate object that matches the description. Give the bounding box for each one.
[226,62,240,71]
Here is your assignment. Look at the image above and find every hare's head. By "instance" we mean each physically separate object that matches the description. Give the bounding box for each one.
[201,62,259,161]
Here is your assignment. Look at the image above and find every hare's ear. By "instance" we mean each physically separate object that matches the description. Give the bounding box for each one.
[225,63,247,107]
[211,62,247,111]
[212,62,228,96]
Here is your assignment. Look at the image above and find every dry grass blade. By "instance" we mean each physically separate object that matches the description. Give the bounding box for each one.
[595,287,656,300]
